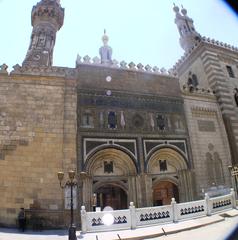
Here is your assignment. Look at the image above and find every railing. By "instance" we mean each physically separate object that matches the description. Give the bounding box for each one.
[82,208,131,232]
[176,199,206,221]
[210,194,233,214]
[135,205,173,227]
[80,188,237,233]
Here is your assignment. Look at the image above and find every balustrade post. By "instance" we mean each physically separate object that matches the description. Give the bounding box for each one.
[230,188,237,209]
[205,193,211,216]
[80,206,87,234]
[129,202,136,229]
[171,198,178,222]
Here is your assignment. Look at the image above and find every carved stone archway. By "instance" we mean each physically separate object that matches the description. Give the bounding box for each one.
[146,147,194,204]
[82,148,138,210]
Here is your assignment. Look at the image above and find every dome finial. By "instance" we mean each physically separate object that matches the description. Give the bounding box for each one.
[181,5,187,15]
[173,3,179,13]
[102,29,109,46]
[99,29,112,64]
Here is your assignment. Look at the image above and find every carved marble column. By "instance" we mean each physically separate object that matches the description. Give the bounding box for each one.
[82,175,93,211]
[128,175,137,206]
[178,169,195,202]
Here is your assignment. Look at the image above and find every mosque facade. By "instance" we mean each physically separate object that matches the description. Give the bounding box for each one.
[0,0,237,227]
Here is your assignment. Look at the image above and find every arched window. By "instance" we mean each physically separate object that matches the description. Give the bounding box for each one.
[226,65,235,78]
[187,72,198,91]
[157,114,166,130]
[82,111,94,128]
[191,74,198,86]
[234,88,238,106]
[108,111,117,129]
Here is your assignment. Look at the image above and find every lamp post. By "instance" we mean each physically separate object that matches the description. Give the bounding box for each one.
[228,165,238,198]
[57,170,78,240]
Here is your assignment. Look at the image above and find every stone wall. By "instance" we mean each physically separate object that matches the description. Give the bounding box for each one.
[183,92,232,198]
[0,70,77,227]
[77,65,180,97]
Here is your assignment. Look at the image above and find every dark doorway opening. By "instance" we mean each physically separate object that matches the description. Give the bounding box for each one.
[153,181,179,206]
[96,184,127,210]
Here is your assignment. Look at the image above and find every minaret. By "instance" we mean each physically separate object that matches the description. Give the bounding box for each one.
[173,4,201,52]
[99,30,112,65]
[22,0,64,67]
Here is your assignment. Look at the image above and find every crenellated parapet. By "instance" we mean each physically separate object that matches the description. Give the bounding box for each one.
[201,36,238,52]
[9,64,76,78]
[75,55,177,78]
[0,63,8,75]
[173,36,238,71]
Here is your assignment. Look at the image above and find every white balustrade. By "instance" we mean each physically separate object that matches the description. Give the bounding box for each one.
[210,193,233,214]
[84,209,131,232]
[135,205,173,227]
[176,199,206,220]
[80,190,236,233]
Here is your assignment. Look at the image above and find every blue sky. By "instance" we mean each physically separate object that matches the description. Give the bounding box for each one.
[0,0,238,70]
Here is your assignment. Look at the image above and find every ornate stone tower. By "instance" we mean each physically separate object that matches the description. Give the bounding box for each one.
[173,4,201,52]
[22,0,64,67]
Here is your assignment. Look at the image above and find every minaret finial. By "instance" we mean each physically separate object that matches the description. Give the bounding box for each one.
[99,30,112,65]
[173,4,201,52]
[173,3,179,13]
[102,29,109,46]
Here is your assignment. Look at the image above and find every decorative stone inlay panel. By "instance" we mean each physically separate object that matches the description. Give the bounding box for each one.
[210,194,233,214]
[78,93,183,112]
[135,205,172,226]
[197,120,216,132]
[212,199,231,209]
[191,107,217,118]
[83,138,137,162]
[86,209,131,231]
[143,139,188,159]
[176,199,206,220]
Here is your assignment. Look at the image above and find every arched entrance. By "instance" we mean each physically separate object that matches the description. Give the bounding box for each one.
[95,184,128,210]
[83,148,138,210]
[147,147,192,203]
[153,181,179,206]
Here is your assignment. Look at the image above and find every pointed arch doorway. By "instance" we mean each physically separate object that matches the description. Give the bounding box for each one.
[153,180,179,206]
[95,183,128,210]
[147,147,193,204]
[84,147,138,210]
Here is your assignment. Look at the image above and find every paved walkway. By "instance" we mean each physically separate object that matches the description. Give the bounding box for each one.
[0,209,237,240]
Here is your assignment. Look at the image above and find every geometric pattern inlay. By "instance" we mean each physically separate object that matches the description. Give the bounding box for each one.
[180,205,204,215]
[83,138,137,162]
[212,200,231,209]
[140,211,170,221]
[91,216,127,226]
[143,139,188,159]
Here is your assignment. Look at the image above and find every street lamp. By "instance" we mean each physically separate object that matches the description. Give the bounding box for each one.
[228,165,238,198]
[57,170,78,240]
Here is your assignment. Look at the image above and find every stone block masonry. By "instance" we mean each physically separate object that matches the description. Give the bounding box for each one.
[0,70,77,227]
